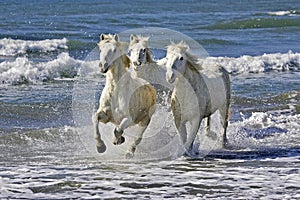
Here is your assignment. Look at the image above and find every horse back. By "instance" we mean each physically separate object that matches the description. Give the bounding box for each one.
[201,69,228,110]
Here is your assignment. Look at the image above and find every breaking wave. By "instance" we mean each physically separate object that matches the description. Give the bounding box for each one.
[203,51,300,75]
[267,10,300,16]
[0,37,299,85]
[0,53,81,84]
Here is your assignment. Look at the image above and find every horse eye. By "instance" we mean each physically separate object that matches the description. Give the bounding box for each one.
[179,57,183,61]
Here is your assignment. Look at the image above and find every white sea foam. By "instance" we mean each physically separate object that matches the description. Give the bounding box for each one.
[268,10,298,16]
[0,38,68,56]
[0,52,81,84]
[227,111,300,149]
[202,51,300,75]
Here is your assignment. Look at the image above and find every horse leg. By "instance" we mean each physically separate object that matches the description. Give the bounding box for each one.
[92,111,108,153]
[171,101,187,145]
[205,117,210,135]
[205,115,218,141]
[177,121,188,145]
[113,118,133,145]
[126,117,150,158]
[220,103,230,148]
[184,118,202,156]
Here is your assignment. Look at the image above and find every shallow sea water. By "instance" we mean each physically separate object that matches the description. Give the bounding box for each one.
[1,0,300,199]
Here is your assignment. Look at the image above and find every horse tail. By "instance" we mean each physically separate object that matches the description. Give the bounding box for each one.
[218,66,231,147]
[219,66,231,121]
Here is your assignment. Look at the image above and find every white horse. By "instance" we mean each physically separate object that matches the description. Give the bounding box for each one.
[165,41,231,155]
[93,33,156,158]
[128,34,172,107]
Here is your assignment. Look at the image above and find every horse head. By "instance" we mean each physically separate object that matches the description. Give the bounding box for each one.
[98,34,125,73]
[165,41,202,83]
[128,34,151,68]
[165,41,190,83]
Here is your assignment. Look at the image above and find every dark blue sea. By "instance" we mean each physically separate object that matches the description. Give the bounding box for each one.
[0,0,299,199]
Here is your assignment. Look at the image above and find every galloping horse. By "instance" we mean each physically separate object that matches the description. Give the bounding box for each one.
[165,41,231,154]
[93,34,156,158]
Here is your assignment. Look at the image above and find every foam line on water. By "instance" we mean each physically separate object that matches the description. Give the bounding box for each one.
[0,38,68,56]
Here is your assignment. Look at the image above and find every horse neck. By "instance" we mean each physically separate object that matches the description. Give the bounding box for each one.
[134,50,154,76]
[181,61,200,82]
[106,55,129,86]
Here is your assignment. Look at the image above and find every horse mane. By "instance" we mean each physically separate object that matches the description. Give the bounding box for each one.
[167,41,203,71]
[122,54,131,69]
[145,48,154,63]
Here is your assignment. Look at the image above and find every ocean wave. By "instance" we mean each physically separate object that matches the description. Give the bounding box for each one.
[0,52,81,84]
[1,50,299,85]
[0,38,68,56]
[202,51,300,75]
[206,18,300,30]
[268,10,300,16]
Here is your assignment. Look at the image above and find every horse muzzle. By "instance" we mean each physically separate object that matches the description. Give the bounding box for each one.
[133,61,141,66]
[99,62,109,73]
[166,70,176,83]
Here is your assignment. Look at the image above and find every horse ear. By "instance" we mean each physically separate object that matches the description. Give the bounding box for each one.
[130,34,135,42]
[100,34,106,41]
[114,34,119,42]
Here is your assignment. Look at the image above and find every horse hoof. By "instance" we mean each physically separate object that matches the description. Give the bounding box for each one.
[96,141,107,153]
[113,136,125,145]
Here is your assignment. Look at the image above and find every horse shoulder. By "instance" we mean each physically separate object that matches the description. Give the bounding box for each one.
[171,93,182,128]
[139,83,156,104]
[127,82,156,123]
[99,87,112,110]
